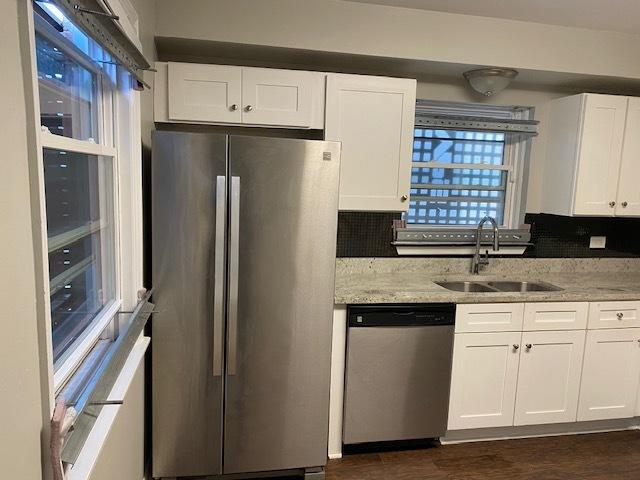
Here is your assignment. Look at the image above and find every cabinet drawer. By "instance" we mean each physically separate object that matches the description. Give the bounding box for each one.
[455,303,524,333]
[588,301,640,329]
[523,302,588,331]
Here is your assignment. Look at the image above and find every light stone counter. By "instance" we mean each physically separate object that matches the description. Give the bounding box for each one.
[334,258,640,304]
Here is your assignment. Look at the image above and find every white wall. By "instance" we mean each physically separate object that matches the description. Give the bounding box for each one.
[155,0,640,80]
[131,0,157,150]
[0,1,50,478]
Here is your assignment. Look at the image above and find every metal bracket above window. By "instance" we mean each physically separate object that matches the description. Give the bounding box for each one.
[415,114,538,136]
[39,0,151,85]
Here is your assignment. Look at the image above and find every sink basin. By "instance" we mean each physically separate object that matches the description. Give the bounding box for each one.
[487,281,563,292]
[435,280,563,293]
[435,281,497,293]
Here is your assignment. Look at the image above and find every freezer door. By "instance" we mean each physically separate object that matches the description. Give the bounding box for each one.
[224,136,341,474]
[152,131,227,478]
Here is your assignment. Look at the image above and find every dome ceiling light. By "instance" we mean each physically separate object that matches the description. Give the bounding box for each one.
[463,68,519,97]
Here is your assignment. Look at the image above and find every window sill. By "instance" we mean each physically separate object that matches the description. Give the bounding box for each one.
[394,245,528,256]
[66,335,149,480]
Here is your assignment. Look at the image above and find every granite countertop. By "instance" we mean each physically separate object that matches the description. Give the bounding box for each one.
[334,258,640,304]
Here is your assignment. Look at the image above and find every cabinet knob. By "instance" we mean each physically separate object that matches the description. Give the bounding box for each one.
[401,195,409,202]
[525,344,532,350]
[617,312,624,319]
[609,201,616,207]
[513,344,520,350]
[245,105,253,112]
[622,201,628,208]
[230,104,238,111]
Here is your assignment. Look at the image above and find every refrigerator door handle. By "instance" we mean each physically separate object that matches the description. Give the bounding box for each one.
[213,176,226,376]
[227,176,240,375]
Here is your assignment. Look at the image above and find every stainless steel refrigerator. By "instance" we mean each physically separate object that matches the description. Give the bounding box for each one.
[151,132,341,478]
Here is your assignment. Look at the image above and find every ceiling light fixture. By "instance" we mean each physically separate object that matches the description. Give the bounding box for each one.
[463,67,518,97]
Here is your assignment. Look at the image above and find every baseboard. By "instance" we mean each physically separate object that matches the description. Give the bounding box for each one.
[328,453,343,460]
[441,418,640,444]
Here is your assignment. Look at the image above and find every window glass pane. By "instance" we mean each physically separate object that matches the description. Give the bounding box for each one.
[33,1,117,142]
[407,128,508,225]
[413,129,505,165]
[36,33,99,142]
[43,149,115,364]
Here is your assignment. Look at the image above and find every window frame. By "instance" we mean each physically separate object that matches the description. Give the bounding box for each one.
[28,2,143,394]
[408,101,533,229]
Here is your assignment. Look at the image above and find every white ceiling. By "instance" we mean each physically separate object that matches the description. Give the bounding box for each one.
[346,0,640,35]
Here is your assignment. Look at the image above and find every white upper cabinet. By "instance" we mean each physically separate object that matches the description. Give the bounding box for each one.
[325,74,416,211]
[168,63,242,123]
[448,332,521,430]
[157,62,324,129]
[514,330,585,426]
[578,328,640,421]
[616,97,640,216]
[542,93,640,217]
[241,68,314,127]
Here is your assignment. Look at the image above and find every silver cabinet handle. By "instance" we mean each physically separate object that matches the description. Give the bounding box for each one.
[227,176,241,376]
[622,201,628,208]
[213,177,226,376]
[401,194,408,201]
[617,312,624,319]
[513,344,520,350]
[230,104,238,111]
[245,105,253,112]
[609,201,616,207]
[525,344,532,350]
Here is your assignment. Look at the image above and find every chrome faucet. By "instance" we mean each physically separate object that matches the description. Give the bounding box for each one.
[471,216,500,274]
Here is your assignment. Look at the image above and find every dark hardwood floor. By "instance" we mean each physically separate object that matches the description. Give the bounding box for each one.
[326,431,640,479]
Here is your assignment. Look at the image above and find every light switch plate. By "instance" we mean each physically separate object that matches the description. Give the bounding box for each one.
[589,236,606,249]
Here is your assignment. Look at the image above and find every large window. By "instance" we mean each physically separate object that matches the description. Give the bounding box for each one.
[406,102,532,228]
[409,129,508,225]
[33,1,135,387]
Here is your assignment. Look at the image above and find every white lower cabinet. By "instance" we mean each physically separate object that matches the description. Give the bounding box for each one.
[448,332,521,430]
[577,328,640,421]
[514,330,586,426]
[447,300,640,434]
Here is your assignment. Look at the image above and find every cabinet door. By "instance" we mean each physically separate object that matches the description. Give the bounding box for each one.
[616,97,640,216]
[325,74,416,211]
[573,94,627,216]
[455,303,524,333]
[514,330,586,426]
[167,62,242,123]
[523,302,588,331]
[241,68,314,127]
[577,328,640,421]
[448,332,521,430]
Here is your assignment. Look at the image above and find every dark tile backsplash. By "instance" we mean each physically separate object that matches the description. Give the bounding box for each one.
[336,212,401,257]
[336,212,640,258]
[524,213,640,258]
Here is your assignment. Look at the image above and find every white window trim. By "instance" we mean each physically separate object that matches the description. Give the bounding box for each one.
[410,101,533,229]
[27,0,144,397]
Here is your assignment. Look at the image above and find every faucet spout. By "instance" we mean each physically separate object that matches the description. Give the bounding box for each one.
[471,216,500,274]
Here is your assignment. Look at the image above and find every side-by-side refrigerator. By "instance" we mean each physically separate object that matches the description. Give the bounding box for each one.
[151,132,341,478]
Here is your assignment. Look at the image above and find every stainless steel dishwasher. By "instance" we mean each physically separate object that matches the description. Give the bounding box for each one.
[343,304,456,446]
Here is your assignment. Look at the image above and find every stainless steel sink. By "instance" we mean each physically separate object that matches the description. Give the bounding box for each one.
[435,281,497,293]
[435,280,563,293]
[486,281,563,292]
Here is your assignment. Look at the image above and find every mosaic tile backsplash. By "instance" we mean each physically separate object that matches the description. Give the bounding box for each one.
[336,212,640,258]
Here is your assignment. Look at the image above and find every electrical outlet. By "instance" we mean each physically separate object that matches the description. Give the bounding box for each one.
[589,236,606,249]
